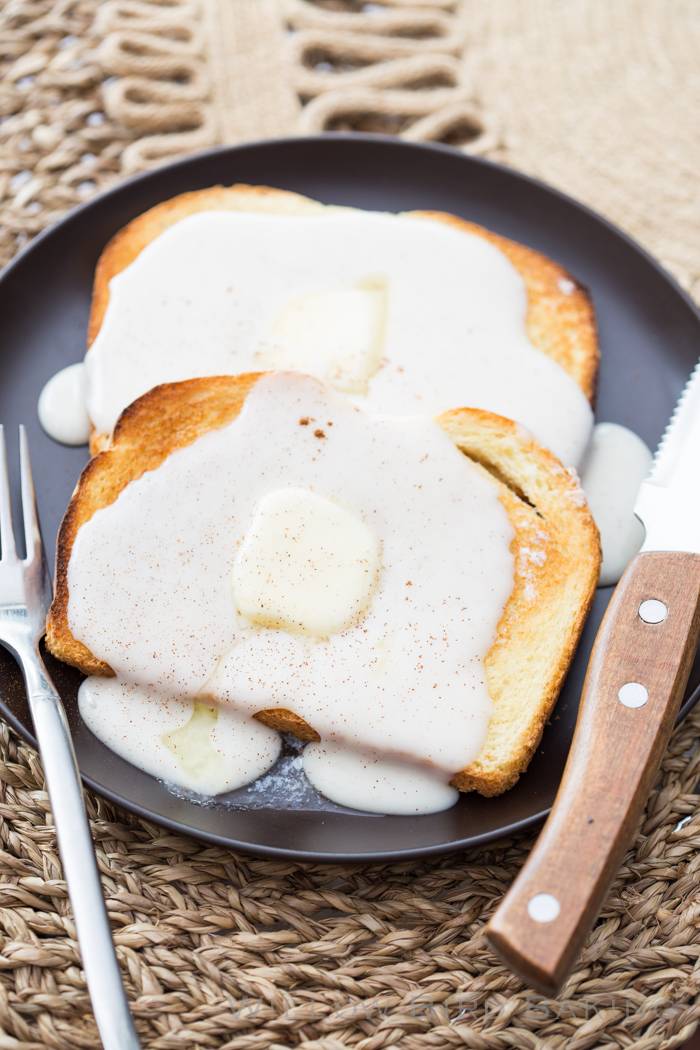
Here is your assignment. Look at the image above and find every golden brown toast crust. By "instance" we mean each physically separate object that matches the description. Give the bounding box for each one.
[86,184,598,453]
[437,407,600,795]
[46,374,600,797]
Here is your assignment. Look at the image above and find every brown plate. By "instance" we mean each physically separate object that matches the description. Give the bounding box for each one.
[1,134,699,861]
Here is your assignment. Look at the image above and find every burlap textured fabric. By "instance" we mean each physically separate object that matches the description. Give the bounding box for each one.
[1,1,700,1047]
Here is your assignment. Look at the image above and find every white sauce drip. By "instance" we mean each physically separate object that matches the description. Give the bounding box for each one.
[79,680,281,796]
[38,362,91,445]
[84,210,593,466]
[303,744,459,815]
[67,373,515,812]
[579,422,652,586]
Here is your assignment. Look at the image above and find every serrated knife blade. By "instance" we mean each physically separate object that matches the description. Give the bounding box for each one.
[487,360,700,997]
[636,360,700,553]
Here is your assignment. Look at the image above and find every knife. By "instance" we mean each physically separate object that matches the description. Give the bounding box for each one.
[485,360,700,996]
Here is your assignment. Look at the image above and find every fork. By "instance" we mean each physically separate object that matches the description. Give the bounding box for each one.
[0,426,141,1050]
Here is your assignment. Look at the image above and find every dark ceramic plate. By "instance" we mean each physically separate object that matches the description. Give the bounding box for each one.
[1,135,699,862]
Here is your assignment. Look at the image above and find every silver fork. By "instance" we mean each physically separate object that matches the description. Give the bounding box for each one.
[0,426,141,1050]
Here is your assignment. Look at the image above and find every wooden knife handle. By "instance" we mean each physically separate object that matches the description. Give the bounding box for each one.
[486,551,700,996]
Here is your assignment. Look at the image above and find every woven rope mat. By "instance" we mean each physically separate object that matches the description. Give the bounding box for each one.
[2,2,700,1047]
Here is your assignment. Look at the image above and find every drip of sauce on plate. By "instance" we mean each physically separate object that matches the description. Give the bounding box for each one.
[579,423,652,586]
[78,681,281,796]
[37,362,90,446]
[66,373,515,813]
[303,743,459,815]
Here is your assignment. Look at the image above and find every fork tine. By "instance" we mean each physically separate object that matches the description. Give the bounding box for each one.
[0,425,18,562]
[19,426,42,565]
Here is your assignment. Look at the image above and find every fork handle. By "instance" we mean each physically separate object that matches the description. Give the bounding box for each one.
[23,661,141,1050]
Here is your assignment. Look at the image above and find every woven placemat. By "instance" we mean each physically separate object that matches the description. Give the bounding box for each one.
[2,2,700,1047]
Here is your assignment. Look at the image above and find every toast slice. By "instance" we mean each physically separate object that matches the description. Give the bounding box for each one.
[86,184,599,454]
[46,374,600,797]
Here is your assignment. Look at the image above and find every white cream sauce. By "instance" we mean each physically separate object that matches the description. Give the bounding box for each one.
[84,210,593,466]
[79,681,281,796]
[579,422,652,587]
[38,362,91,446]
[303,743,459,815]
[67,372,515,811]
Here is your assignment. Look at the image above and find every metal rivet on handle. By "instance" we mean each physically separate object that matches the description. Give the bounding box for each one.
[527,893,560,923]
[618,682,649,708]
[639,599,668,624]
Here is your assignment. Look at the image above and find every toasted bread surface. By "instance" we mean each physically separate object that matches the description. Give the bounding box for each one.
[86,184,598,453]
[47,375,600,796]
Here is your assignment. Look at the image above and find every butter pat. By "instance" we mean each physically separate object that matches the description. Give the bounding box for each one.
[162,702,225,782]
[232,486,380,637]
[257,282,387,393]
